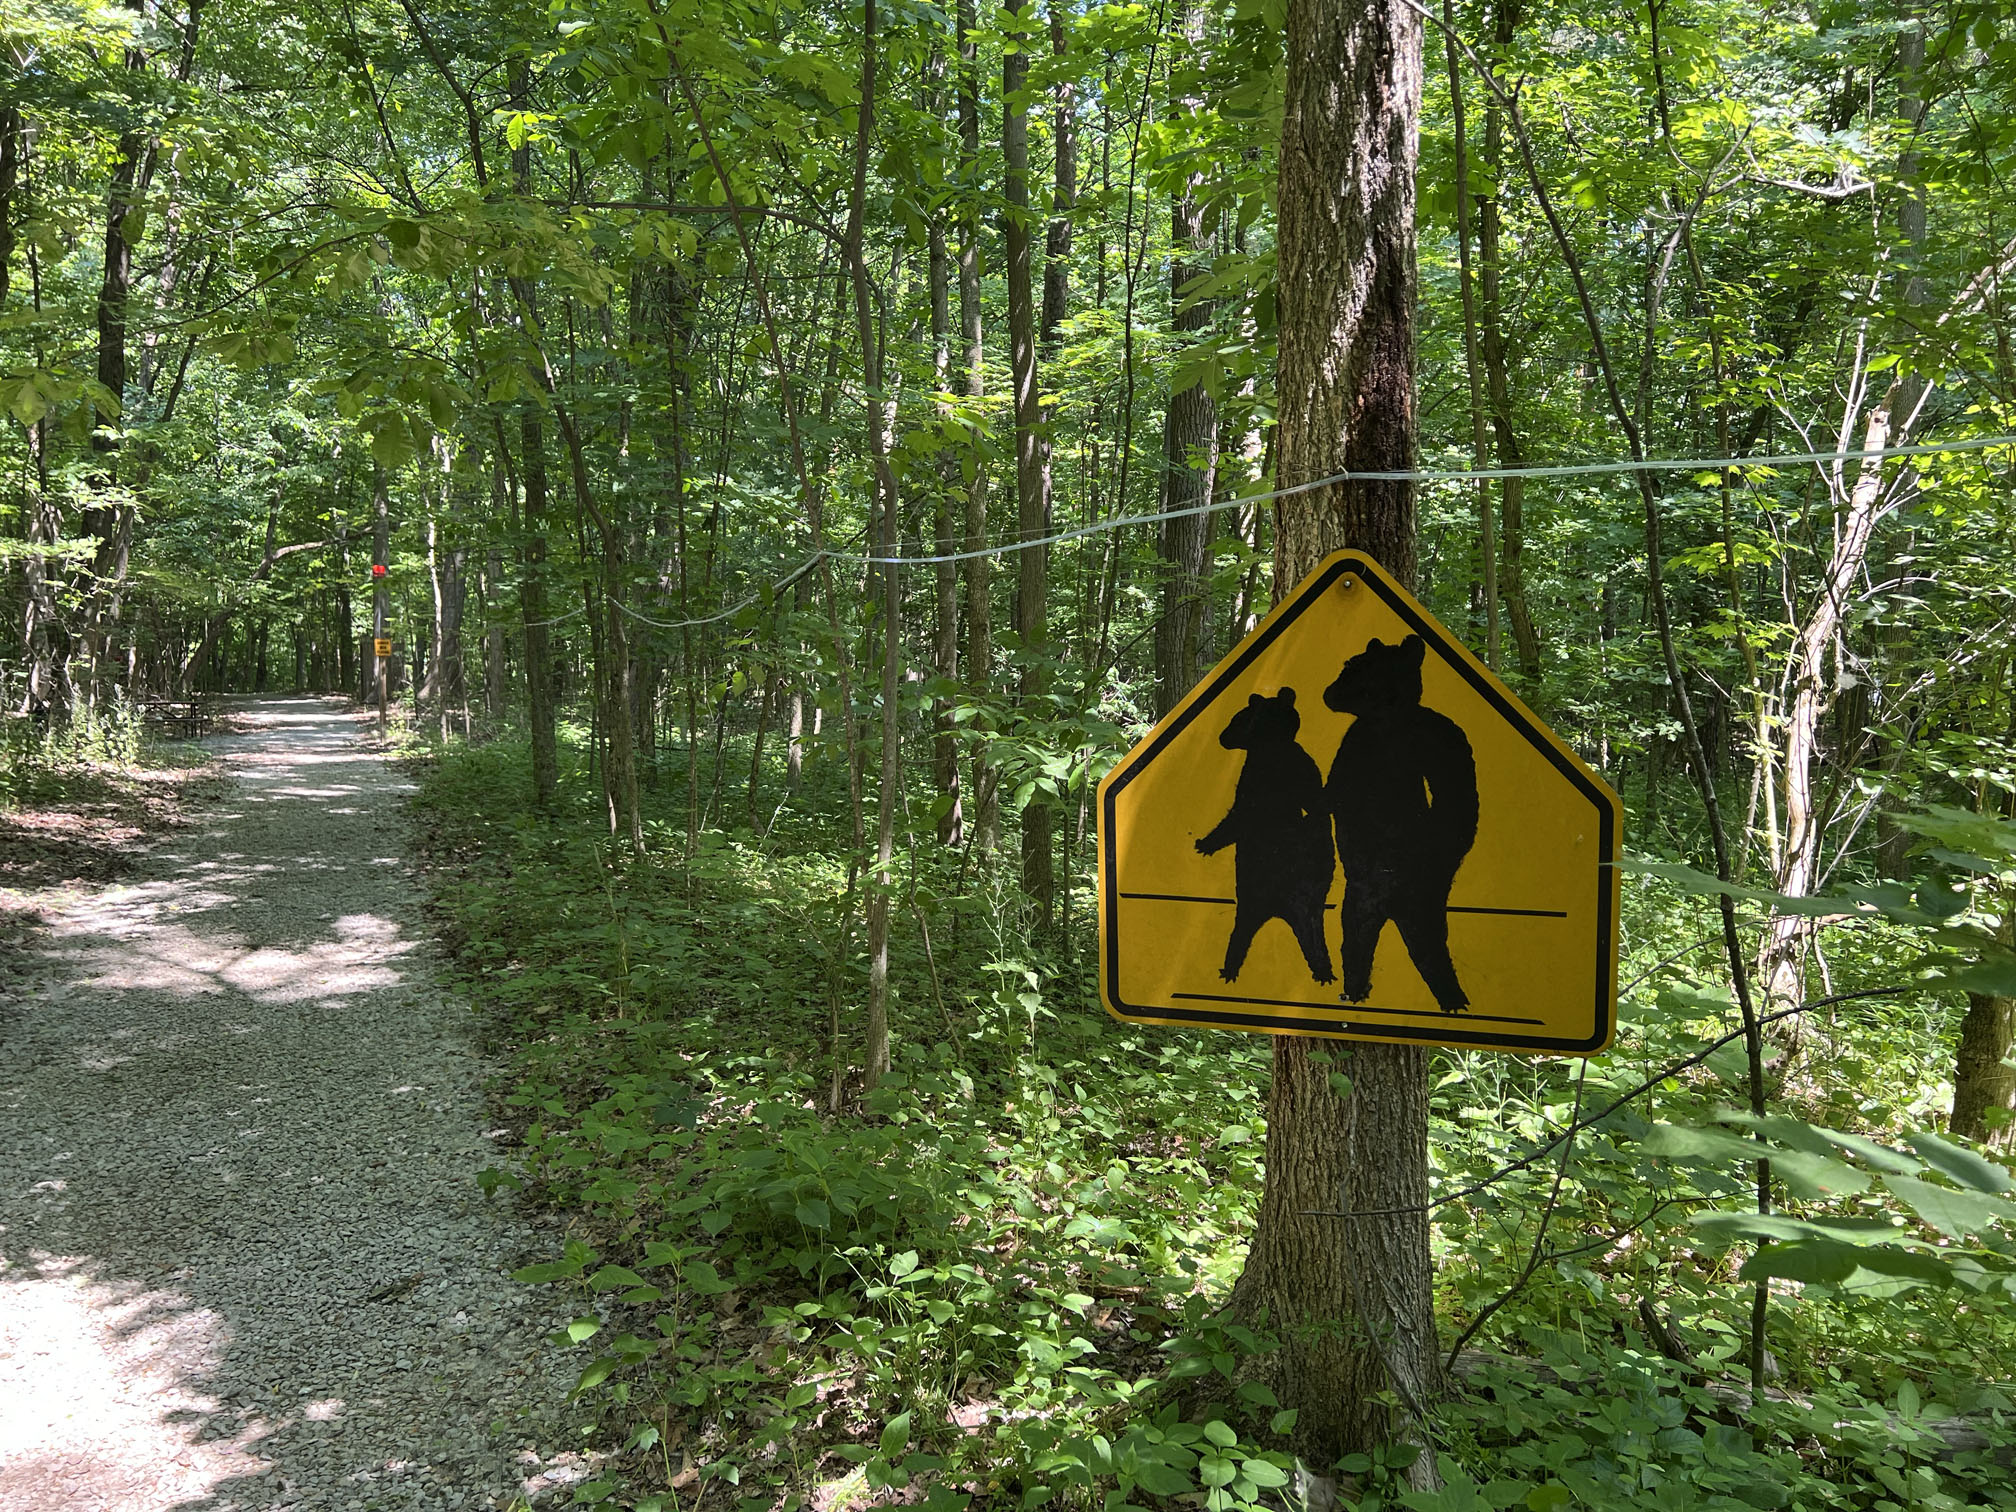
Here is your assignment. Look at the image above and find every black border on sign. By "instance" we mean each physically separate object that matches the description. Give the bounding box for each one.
[1100,554,1618,1053]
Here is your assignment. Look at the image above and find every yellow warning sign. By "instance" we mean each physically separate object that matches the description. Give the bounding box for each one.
[373,637,393,657]
[1097,550,1620,1054]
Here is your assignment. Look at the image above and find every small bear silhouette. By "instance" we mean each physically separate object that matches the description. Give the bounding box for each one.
[1195,688,1336,985]
[1322,635,1478,1013]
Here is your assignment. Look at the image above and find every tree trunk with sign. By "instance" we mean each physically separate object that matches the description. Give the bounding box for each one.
[1231,0,1438,1490]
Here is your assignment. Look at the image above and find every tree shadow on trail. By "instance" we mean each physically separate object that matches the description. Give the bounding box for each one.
[0,698,590,1511]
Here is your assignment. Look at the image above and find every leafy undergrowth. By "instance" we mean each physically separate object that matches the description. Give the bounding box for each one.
[413,736,2016,1512]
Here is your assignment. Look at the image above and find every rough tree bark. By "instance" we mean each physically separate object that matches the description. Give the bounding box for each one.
[1152,0,1218,719]
[0,102,17,311]
[1953,918,2016,1146]
[78,12,150,709]
[335,510,355,696]
[510,62,559,810]
[1477,0,1539,680]
[1232,0,1439,1491]
[81,0,204,707]
[1006,0,1053,921]
[484,542,507,726]
[957,0,997,854]
[548,389,642,852]
[370,468,391,728]
[1040,1,1077,343]
[422,489,469,730]
[850,0,898,1090]
[1443,0,1498,671]
[928,35,964,846]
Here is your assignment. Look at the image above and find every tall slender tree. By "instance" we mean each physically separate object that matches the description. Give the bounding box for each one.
[929,34,964,846]
[1005,0,1053,920]
[958,0,997,854]
[1152,0,1218,718]
[509,61,560,811]
[851,0,898,1088]
[1476,0,1540,679]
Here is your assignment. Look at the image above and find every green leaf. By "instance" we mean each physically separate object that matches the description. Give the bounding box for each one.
[1916,955,2016,996]
[881,1411,913,1460]
[1713,1110,1850,1161]
[1618,860,1869,916]
[1883,1173,2016,1238]
[1770,1150,1871,1200]
[1744,1239,1954,1288]
[587,1264,645,1292]
[1895,806,2016,862]
[1706,1041,1768,1089]
[890,1249,920,1278]
[1135,1461,1192,1496]
[566,1317,601,1343]
[1816,1128,1923,1176]
[1691,1211,1918,1247]
[574,1356,619,1393]
[1645,1121,1762,1165]
[796,1198,832,1229]
[1906,1132,2015,1193]
[1240,1458,1290,1489]
[369,418,413,468]
[513,1259,584,1284]
[1737,1238,1866,1285]
[1203,1420,1237,1447]
[6,378,47,427]
[683,1260,734,1295]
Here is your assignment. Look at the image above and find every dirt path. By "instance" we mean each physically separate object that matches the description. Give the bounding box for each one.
[0,698,585,1512]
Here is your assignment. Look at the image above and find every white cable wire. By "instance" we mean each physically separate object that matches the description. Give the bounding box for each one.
[518,604,588,629]
[585,433,2016,629]
[612,553,823,631]
[847,434,2016,567]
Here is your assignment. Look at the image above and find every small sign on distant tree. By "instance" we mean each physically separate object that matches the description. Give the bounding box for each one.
[373,637,393,657]
[1097,550,1620,1055]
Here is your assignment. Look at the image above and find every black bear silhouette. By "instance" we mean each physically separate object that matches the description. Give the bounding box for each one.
[1322,635,1479,1013]
[1195,689,1336,984]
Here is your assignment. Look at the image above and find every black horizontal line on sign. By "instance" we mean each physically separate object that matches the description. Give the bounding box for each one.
[1168,992,1546,1026]
[1120,893,1568,919]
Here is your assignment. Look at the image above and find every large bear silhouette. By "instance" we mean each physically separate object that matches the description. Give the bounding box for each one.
[1323,635,1478,1013]
[1194,689,1336,985]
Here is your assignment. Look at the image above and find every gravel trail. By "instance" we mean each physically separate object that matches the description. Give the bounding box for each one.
[0,698,584,1512]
